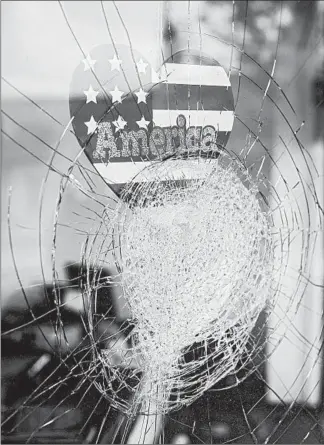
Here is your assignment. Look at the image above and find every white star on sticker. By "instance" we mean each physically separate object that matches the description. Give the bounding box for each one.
[113,115,127,132]
[109,86,124,103]
[85,116,97,135]
[137,58,148,74]
[135,88,148,104]
[136,116,150,130]
[151,68,168,84]
[84,85,99,104]
[82,54,96,72]
[151,68,160,83]
[109,54,122,71]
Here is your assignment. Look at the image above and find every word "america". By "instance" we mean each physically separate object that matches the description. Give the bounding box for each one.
[93,115,224,161]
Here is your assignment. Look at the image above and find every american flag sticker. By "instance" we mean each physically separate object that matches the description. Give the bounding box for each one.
[69,45,234,197]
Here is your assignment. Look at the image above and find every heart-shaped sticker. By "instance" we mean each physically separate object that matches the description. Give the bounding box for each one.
[69,45,234,197]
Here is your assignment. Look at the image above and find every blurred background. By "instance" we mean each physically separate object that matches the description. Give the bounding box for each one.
[1,1,324,443]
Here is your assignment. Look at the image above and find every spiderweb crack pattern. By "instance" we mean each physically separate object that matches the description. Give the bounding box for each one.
[82,155,275,416]
[1,1,324,444]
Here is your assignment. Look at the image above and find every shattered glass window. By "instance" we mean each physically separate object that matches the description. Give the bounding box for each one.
[2,1,324,443]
